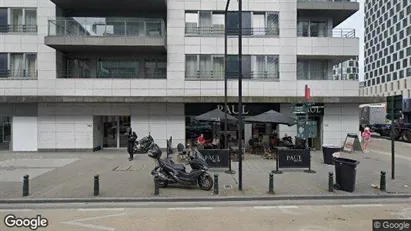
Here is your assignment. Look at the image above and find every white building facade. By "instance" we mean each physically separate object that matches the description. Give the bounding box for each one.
[361,0,411,98]
[0,0,378,152]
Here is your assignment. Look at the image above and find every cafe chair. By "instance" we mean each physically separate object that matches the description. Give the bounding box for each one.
[177,143,188,161]
[262,142,274,159]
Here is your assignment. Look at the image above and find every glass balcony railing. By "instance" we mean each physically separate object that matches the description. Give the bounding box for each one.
[185,71,280,80]
[297,28,356,38]
[298,0,357,2]
[48,17,165,37]
[185,27,280,37]
[0,69,38,78]
[59,69,166,79]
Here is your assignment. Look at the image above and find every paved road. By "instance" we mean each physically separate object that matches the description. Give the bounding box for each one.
[1,200,411,231]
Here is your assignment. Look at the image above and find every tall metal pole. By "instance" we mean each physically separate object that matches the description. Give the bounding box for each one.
[224,0,230,150]
[224,0,235,175]
[238,0,243,191]
[391,96,395,180]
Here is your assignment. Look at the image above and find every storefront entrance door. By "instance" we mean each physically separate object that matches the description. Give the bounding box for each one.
[0,116,11,150]
[102,116,131,148]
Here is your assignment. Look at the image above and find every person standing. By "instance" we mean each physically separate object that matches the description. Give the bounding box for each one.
[361,127,372,153]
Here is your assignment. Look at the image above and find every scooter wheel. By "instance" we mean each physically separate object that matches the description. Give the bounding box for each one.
[198,173,213,191]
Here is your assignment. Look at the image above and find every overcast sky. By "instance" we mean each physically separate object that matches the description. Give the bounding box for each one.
[336,0,364,81]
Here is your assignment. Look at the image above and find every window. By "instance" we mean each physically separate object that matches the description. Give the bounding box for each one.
[251,55,279,79]
[297,59,328,80]
[3,8,37,33]
[297,20,327,37]
[226,11,252,35]
[252,12,279,36]
[185,54,229,79]
[185,11,225,35]
[0,53,37,78]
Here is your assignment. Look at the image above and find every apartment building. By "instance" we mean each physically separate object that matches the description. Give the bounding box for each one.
[0,0,379,152]
[361,0,411,98]
[333,57,359,81]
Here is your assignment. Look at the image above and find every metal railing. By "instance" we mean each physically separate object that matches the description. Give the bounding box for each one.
[185,27,280,37]
[59,69,166,79]
[0,25,38,33]
[0,69,38,78]
[186,71,279,80]
[298,0,357,2]
[48,17,165,37]
[297,28,355,38]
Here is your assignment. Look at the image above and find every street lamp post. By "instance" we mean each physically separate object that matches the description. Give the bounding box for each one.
[224,0,235,175]
[237,0,243,191]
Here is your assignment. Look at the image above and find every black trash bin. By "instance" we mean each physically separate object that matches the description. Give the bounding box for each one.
[334,157,360,192]
[322,145,341,165]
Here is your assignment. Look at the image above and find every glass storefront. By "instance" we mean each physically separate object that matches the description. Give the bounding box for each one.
[0,116,11,150]
[102,116,130,148]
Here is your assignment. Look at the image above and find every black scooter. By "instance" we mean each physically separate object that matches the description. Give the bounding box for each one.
[148,144,213,191]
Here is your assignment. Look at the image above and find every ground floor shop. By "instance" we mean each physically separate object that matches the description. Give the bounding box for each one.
[1,102,359,152]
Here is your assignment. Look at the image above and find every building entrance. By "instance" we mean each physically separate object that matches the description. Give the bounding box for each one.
[102,116,130,148]
[0,116,11,150]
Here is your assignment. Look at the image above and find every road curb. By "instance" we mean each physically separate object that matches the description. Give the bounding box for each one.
[1,194,411,204]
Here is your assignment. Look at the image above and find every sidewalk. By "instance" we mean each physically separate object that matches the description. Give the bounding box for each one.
[0,146,410,200]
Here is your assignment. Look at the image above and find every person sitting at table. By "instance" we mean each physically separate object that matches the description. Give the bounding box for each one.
[212,136,220,148]
[197,134,206,145]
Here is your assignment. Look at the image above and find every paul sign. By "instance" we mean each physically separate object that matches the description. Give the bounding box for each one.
[217,105,249,115]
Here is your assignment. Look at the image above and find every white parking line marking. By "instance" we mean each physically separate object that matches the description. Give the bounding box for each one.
[62,213,126,231]
[0,209,33,212]
[77,208,124,212]
[168,207,213,211]
[253,206,299,209]
[341,204,383,208]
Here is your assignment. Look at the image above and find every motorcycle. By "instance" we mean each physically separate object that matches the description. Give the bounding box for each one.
[148,143,213,191]
[127,132,154,155]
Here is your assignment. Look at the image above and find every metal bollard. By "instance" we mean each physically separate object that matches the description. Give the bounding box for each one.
[154,178,159,196]
[380,171,386,191]
[268,172,274,194]
[22,175,29,197]
[213,174,219,195]
[328,172,334,192]
[94,175,99,196]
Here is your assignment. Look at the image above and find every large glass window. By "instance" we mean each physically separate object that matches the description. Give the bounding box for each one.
[9,8,37,32]
[0,9,7,32]
[0,53,37,78]
[297,59,329,80]
[297,20,328,37]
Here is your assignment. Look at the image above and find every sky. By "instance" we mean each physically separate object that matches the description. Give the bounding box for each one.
[337,0,364,81]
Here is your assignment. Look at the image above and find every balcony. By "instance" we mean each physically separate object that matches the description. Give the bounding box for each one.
[49,0,166,15]
[297,0,359,27]
[58,57,166,79]
[297,28,356,38]
[0,25,38,33]
[185,27,280,37]
[0,69,38,79]
[185,71,279,81]
[45,17,166,53]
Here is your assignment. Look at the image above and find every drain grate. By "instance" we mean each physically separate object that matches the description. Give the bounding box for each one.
[112,165,146,171]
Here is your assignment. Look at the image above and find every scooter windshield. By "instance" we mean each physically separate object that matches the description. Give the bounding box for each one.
[194,149,209,169]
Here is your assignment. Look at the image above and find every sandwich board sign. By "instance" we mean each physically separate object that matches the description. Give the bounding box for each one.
[342,133,363,153]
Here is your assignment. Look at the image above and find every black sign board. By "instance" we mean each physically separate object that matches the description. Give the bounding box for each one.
[185,103,280,117]
[293,103,324,116]
[277,148,311,169]
[198,149,230,168]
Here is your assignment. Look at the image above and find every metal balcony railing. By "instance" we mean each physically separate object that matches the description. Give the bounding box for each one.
[297,28,356,38]
[298,0,357,2]
[0,69,38,78]
[0,25,38,33]
[48,17,165,37]
[185,71,280,80]
[59,69,166,79]
[185,27,280,37]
